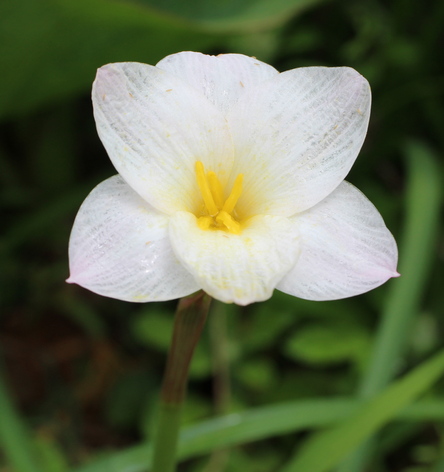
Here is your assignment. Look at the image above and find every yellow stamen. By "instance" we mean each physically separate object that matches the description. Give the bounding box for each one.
[195,161,218,216]
[195,161,244,234]
[197,216,213,231]
[222,174,243,214]
[216,211,241,234]
[207,171,225,209]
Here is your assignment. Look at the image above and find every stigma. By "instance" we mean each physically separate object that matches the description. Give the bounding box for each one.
[195,161,243,234]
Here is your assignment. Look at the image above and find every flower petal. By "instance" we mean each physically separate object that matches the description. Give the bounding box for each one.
[92,62,235,215]
[156,52,278,114]
[67,176,199,302]
[227,66,371,218]
[277,181,399,301]
[169,212,300,305]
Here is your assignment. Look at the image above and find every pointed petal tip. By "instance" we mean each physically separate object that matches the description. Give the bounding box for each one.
[94,64,109,80]
[377,266,400,281]
[66,274,78,285]
[93,63,125,89]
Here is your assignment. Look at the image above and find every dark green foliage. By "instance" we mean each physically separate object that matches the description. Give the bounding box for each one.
[1,0,444,471]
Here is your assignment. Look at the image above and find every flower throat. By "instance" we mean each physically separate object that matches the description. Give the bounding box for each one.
[195,161,243,234]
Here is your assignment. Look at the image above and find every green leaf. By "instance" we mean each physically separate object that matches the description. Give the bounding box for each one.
[105,371,154,430]
[235,358,278,391]
[430,455,444,472]
[0,367,43,472]
[359,141,443,397]
[132,309,174,351]
[240,304,295,353]
[0,180,96,254]
[281,349,444,472]
[337,141,443,472]
[72,396,444,472]
[0,0,215,119]
[284,323,370,366]
[136,0,328,32]
[0,0,328,119]
[33,435,69,472]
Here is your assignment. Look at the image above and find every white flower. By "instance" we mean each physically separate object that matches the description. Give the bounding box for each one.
[67,52,398,305]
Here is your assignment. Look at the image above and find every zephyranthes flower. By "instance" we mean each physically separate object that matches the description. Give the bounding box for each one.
[67,52,398,305]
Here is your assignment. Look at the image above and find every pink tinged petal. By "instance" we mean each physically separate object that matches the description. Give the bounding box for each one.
[67,176,199,302]
[92,62,235,215]
[277,181,399,301]
[169,212,300,305]
[156,52,279,114]
[227,66,371,218]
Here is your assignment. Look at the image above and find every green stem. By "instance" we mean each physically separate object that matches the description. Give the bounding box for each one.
[151,291,212,472]
[151,405,183,472]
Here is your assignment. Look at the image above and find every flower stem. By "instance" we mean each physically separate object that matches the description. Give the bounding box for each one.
[151,291,212,472]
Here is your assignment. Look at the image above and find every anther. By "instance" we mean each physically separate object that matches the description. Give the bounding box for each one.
[195,161,218,216]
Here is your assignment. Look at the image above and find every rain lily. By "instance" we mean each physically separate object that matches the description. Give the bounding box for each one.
[67,52,398,305]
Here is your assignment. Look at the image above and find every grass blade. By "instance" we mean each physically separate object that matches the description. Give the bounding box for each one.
[281,349,444,472]
[72,396,444,472]
[337,140,443,472]
[0,367,42,472]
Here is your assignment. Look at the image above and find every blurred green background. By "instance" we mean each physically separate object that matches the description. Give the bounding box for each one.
[1,0,443,471]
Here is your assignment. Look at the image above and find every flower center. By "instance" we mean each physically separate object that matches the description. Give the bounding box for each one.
[195,161,243,234]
